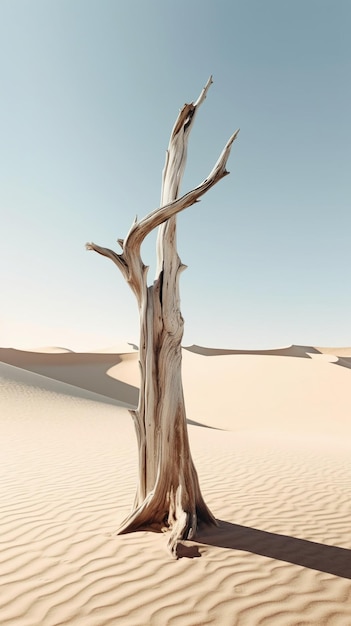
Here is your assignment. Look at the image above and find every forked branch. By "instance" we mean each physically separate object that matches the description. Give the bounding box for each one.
[123,129,239,250]
[160,75,213,207]
[86,128,239,288]
[86,79,238,557]
[86,76,239,311]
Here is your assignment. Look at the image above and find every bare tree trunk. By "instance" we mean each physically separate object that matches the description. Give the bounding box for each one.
[87,77,238,556]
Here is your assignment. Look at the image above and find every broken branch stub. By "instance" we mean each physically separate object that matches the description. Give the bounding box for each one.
[87,78,238,556]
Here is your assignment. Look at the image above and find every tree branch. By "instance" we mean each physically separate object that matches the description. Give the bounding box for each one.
[85,242,129,279]
[160,75,213,207]
[86,79,238,305]
[125,128,239,252]
[156,76,214,276]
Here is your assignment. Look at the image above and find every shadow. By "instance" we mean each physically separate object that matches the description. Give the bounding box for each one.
[127,342,139,351]
[186,418,224,431]
[184,344,322,359]
[194,520,351,579]
[334,357,351,370]
[117,346,351,380]
[0,349,230,426]
[0,361,135,408]
[0,348,139,407]
[184,344,351,373]
[176,543,201,558]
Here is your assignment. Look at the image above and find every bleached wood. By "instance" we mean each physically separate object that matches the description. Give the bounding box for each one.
[87,78,238,556]
[86,130,238,273]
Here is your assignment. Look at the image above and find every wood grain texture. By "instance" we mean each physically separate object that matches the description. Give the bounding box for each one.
[87,78,238,555]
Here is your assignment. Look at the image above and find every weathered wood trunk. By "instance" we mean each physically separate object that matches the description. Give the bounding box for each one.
[87,77,238,555]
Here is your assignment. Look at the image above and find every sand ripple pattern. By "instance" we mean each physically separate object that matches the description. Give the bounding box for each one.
[1,362,351,625]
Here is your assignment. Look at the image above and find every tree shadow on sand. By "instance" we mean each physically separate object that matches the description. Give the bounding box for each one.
[187,520,351,578]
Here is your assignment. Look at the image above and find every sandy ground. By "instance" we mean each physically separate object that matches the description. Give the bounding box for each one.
[1,344,351,625]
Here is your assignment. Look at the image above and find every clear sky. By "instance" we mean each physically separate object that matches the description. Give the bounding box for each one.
[1,0,350,350]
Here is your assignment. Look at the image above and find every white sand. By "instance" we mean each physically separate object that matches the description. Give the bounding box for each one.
[1,345,351,625]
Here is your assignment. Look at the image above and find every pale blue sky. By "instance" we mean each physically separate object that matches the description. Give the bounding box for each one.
[1,0,350,350]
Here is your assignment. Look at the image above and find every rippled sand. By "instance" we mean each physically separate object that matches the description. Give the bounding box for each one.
[1,345,351,625]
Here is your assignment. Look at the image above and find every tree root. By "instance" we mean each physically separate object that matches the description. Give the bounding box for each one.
[117,488,217,558]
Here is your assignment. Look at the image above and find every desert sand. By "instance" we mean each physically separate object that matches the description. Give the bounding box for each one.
[1,344,351,625]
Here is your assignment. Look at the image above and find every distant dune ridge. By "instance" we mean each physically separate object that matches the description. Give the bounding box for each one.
[1,343,351,625]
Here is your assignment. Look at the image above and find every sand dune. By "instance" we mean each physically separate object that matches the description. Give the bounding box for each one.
[182,345,351,434]
[0,348,139,407]
[1,344,351,625]
[186,343,351,358]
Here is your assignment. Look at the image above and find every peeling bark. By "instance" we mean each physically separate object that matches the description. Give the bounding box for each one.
[87,77,238,556]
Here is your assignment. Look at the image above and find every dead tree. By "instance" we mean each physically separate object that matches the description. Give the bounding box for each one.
[87,77,238,556]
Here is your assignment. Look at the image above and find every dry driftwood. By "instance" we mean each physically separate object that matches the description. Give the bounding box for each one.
[87,77,238,556]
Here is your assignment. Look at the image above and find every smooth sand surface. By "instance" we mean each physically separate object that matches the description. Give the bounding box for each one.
[1,345,351,625]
